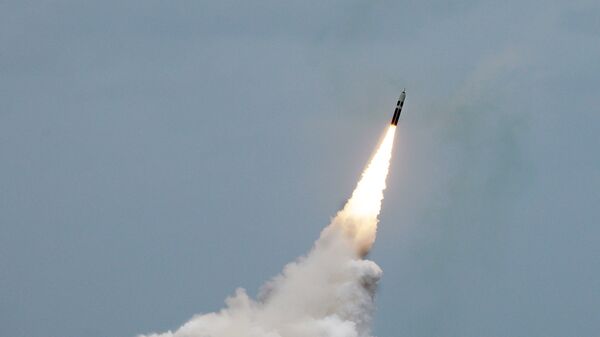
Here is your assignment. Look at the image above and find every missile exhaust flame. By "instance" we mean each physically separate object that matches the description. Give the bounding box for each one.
[324,125,397,255]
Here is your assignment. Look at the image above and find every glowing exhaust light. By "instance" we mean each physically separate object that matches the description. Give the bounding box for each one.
[330,125,396,254]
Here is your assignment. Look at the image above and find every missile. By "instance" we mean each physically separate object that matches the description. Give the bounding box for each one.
[390,89,406,126]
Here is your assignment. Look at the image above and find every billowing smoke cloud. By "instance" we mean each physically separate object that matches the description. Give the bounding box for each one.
[140,126,396,337]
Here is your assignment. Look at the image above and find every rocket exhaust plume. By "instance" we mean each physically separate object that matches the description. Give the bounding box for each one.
[140,125,398,337]
[325,125,396,256]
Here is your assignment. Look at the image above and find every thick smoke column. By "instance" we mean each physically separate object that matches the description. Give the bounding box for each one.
[140,126,397,337]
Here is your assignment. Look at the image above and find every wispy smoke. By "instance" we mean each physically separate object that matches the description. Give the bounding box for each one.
[140,126,396,337]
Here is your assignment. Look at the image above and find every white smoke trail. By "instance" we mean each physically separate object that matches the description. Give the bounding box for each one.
[140,126,396,337]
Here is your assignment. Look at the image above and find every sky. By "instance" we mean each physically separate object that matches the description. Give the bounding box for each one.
[1,1,599,337]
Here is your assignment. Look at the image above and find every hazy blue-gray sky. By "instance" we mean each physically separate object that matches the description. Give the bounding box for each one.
[1,1,599,337]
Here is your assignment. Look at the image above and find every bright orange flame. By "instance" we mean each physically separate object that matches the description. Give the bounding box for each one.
[330,125,396,254]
